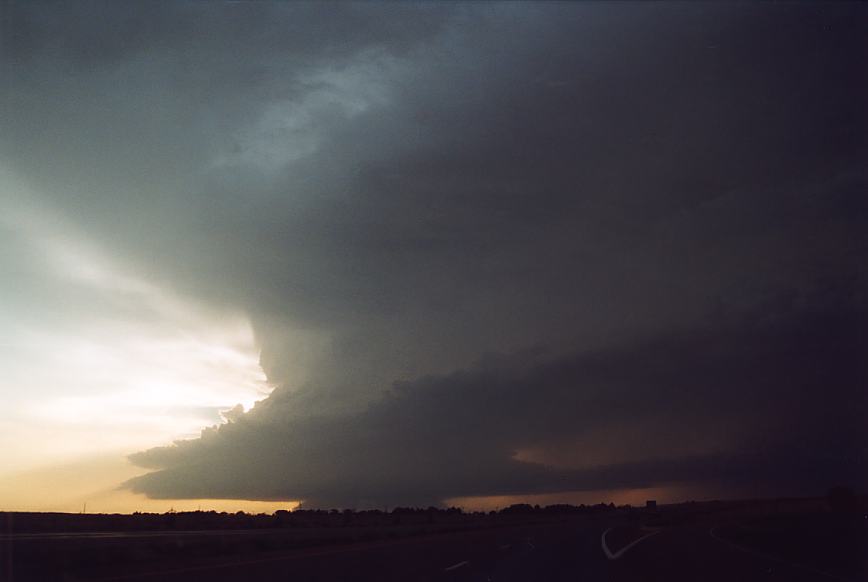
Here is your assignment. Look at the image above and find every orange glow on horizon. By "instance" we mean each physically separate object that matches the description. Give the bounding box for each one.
[445,484,714,512]
[0,455,298,515]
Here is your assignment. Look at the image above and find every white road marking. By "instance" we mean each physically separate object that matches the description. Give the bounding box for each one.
[444,560,469,572]
[708,526,853,582]
[600,527,661,560]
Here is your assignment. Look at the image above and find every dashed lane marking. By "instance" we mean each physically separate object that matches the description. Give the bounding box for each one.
[444,560,469,572]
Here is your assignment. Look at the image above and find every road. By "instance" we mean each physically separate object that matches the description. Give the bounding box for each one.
[2,518,858,581]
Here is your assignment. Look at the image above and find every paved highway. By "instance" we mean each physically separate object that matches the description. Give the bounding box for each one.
[16,519,841,582]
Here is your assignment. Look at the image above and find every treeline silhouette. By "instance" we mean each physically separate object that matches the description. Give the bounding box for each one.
[2,502,619,534]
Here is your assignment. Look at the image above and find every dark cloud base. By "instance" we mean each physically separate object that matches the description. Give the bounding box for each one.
[128,298,867,508]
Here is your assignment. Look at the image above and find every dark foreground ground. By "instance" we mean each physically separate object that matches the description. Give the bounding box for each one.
[1,499,866,581]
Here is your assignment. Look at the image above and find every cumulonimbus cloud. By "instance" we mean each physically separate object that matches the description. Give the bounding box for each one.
[128,296,868,507]
[2,2,866,507]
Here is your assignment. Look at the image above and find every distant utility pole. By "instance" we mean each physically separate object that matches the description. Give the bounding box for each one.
[82,502,87,514]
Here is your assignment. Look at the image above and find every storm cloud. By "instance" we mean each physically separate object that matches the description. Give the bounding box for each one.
[2,2,866,506]
[128,299,868,508]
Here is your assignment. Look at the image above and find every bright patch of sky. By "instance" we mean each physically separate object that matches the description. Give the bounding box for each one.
[0,167,270,477]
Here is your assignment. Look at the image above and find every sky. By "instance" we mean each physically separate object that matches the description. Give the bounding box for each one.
[0,2,866,512]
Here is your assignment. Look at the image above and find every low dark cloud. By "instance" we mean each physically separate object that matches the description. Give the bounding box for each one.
[2,2,866,505]
[129,289,868,507]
